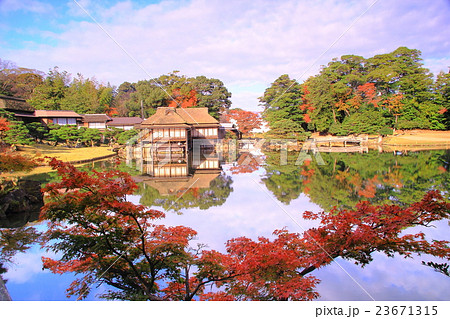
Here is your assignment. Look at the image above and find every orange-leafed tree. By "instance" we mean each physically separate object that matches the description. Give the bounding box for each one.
[299,84,315,124]
[167,89,198,108]
[383,93,404,124]
[357,82,380,108]
[41,160,450,301]
[229,153,261,175]
[0,117,10,134]
[225,108,262,135]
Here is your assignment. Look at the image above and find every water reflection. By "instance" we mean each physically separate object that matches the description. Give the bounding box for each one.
[262,149,450,210]
[0,146,449,301]
[129,148,233,213]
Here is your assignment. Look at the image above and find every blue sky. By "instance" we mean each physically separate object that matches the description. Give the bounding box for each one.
[1,0,450,111]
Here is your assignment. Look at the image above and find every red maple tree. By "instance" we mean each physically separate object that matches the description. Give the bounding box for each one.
[40,159,450,300]
[225,109,262,135]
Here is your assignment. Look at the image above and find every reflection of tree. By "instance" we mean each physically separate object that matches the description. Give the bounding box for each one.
[229,153,261,175]
[137,173,233,213]
[41,160,450,300]
[262,149,450,210]
[261,151,307,204]
[0,226,41,281]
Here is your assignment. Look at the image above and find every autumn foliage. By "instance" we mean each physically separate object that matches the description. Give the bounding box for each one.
[229,153,261,175]
[41,159,450,300]
[225,109,262,134]
[167,89,198,108]
[0,117,10,133]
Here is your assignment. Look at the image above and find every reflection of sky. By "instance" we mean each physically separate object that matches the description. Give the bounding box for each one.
[3,164,450,301]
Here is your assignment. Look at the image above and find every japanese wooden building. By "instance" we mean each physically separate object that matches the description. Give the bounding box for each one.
[136,107,220,162]
[0,95,35,122]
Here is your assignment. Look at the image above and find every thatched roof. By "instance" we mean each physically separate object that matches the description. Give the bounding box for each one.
[141,107,219,127]
[0,95,34,112]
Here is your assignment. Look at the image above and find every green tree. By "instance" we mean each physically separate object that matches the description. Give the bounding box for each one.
[266,119,309,140]
[260,74,308,137]
[25,122,48,143]
[46,125,81,146]
[79,127,102,147]
[117,129,138,145]
[2,120,33,145]
[60,74,114,114]
[115,82,137,116]
[117,72,231,119]
[27,67,70,110]
[191,75,232,118]
[434,70,450,129]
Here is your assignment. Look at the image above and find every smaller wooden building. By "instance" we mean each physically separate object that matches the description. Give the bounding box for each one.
[107,117,143,130]
[0,95,35,122]
[34,110,82,126]
[81,114,111,130]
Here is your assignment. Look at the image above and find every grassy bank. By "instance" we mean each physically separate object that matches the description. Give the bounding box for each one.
[382,130,450,146]
[3,144,117,177]
[18,144,116,162]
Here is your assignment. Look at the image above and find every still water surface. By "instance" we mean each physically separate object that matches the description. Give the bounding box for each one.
[2,148,449,300]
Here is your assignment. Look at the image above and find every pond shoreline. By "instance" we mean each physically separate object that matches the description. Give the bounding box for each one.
[1,145,118,178]
[259,129,450,151]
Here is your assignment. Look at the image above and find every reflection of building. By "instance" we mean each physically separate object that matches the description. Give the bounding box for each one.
[136,171,221,197]
[133,151,222,197]
[135,150,220,178]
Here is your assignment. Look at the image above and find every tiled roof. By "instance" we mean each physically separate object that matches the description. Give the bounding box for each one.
[34,110,82,118]
[108,117,143,126]
[141,107,218,127]
[82,114,111,123]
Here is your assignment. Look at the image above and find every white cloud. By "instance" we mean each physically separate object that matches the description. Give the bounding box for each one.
[0,0,53,14]
[4,249,56,284]
[1,0,449,110]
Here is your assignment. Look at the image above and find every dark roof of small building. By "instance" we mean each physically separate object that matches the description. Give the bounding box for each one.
[0,95,35,112]
[82,114,111,123]
[107,117,143,126]
[141,107,219,127]
[34,110,82,118]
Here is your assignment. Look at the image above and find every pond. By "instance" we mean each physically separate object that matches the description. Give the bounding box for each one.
[1,147,449,301]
